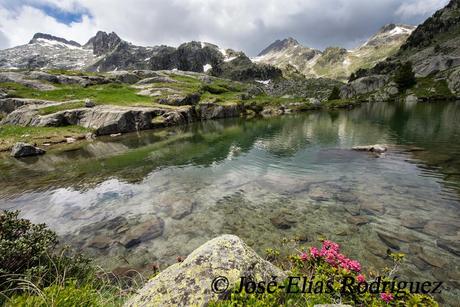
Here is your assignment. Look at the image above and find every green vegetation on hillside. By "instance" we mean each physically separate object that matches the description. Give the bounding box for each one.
[0,82,152,106]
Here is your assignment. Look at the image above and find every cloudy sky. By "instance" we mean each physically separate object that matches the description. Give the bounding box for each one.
[0,0,450,55]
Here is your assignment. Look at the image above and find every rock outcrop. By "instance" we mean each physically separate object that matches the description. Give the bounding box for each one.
[10,142,46,158]
[0,98,52,115]
[340,75,389,99]
[125,235,286,307]
[196,102,243,120]
[2,104,198,136]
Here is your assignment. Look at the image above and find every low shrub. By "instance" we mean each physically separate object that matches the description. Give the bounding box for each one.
[0,211,132,306]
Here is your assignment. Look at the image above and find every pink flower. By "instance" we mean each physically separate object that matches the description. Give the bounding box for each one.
[310,247,320,258]
[300,252,309,262]
[380,292,394,303]
[348,260,361,272]
[357,274,366,283]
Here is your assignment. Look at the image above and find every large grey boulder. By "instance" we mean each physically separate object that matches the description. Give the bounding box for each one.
[340,75,389,99]
[10,142,46,158]
[125,235,286,307]
[196,102,243,120]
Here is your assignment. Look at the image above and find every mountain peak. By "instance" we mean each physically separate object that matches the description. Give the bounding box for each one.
[362,24,415,47]
[257,37,300,56]
[84,31,122,55]
[378,24,416,35]
[29,33,81,47]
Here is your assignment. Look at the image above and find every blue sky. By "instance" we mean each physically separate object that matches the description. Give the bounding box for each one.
[0,0,450,55]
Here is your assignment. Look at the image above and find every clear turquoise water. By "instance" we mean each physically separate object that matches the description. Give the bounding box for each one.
[1,101,459,304]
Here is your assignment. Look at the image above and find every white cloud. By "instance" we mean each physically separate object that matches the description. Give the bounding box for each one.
[395,0,448,18]
[0,0,451,55]
[0,5,96,47]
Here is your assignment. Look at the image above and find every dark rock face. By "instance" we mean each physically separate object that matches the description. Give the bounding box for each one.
[211,54,282,81]
[10,142,46,158]
[175,41,223,72]
[29,33,81,47]
[84,31,122,55]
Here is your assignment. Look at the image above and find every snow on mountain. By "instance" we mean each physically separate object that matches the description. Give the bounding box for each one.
[253,24,416,81]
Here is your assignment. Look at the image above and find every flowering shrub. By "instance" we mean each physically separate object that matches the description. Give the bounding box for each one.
[212,239,439,306]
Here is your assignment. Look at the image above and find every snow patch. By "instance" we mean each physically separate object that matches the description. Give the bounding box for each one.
[255,79,271,85]
[251,56,263,63]
[203,64,212,72]
[389,26,412,36]
[219,48,227,57]
[224,56,237,62]
[36,38,81,50]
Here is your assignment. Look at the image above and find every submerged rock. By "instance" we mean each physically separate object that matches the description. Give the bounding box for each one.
[436,238,460,257]
[125,235,286,307]
[377,232,401,250]
[346,215,370,226]
[121,217,165,249]
[10,142,46,158]
[270,213,297,229]
[352,144,387,154]
[401,217,427,230]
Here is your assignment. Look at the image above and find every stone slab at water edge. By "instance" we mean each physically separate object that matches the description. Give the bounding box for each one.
[10,142,46,158]
[125,235,286,307]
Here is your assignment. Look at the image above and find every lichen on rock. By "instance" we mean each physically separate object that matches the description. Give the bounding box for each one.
[125,235,286,307]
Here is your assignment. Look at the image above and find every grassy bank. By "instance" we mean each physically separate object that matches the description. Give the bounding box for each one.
[0,125,91,152]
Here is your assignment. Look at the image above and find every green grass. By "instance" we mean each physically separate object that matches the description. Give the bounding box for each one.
[411,77,455,98]
[1,82,153,106]
[38,101,86,115]
[0,125,91,151]
[45,69,103,77]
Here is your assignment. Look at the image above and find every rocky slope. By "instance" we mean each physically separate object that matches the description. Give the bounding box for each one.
[0,32,281,82]
[355,0,460,79]
[342,0,460,100]
[254,24,415,81]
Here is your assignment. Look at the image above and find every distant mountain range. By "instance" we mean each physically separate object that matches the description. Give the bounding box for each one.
[253,24,415,81]
[0,31,281,81]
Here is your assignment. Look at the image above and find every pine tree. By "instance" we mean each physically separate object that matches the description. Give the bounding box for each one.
[394,62,416,91]
[328,86,341,101]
